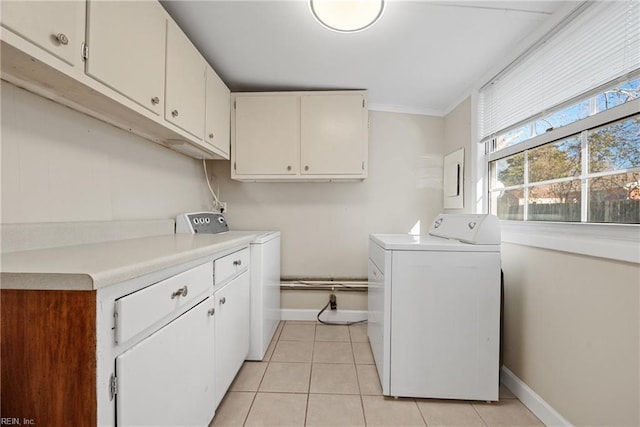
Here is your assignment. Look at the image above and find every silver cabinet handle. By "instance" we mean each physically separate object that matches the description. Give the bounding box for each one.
[171,109,179,118]
[208,133,214,139]
[151,96,160,105]
[171,286,188,299]
[55,33,69,45]
[233,260,242,266]
[208,308,215,316]
[220,297,226,304]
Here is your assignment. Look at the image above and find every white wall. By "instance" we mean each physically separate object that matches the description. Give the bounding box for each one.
[443,96,473,213]
[501,243,640,426]
[210,110,445,279]
[1,82,209,224]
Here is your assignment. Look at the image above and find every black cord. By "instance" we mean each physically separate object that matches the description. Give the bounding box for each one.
[316,300,368,326]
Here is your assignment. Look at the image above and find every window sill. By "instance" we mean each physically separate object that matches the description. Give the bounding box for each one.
[500,221,640,264]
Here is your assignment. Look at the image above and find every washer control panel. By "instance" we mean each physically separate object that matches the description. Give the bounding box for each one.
[428,213,500,245]
[176,212,229,234]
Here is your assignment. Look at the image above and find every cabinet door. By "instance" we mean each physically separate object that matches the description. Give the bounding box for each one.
[234,95,299,176]
[165,20,206,140]
[205,66,231,158]
[116,298,215,427]
[214,271,250,407]
[301,94,367,175]
[85,0,166,116]
[1,1,85,67]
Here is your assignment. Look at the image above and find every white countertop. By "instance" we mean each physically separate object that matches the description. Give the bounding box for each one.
[0,233,256,291]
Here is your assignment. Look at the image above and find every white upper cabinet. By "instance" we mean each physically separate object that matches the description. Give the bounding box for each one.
[165,20,206,140]
[233,95,300,176]
[1,0,85,69]
[1,0,232,160]
[205,66,231,159]
[301,93,367,175]
[85,0,166,116]
[232,91,368,181]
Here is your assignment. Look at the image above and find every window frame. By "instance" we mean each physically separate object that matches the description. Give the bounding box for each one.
[478,95,640,264]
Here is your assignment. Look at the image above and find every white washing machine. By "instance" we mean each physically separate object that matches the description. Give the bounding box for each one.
[368,213,501,401]
[176,212,281,361]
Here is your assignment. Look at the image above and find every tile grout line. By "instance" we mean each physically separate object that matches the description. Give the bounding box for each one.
[470,400,490,427]
[305,321,319,426]
[350,323,370,427]
[415,398,429,427]
[240,391,257,427]
[241,321,281,426]
[354,330,370,427]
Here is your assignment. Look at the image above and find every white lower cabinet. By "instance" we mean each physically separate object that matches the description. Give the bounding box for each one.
[115,298,216,427]
[213,269,251,407]
[1,242,255,426]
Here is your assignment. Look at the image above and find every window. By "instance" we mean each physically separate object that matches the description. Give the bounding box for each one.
[487,78,640,224]
[480,0,640,226]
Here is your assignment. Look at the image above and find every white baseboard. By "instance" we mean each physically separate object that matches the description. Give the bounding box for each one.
[501,366,573,426]
[281,309,367,323]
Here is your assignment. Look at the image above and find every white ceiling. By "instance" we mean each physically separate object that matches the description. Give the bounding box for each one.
[161,1,570,116]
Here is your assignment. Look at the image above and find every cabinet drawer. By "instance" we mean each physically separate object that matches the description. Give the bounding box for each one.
[115,262,213,344]
[215,248,250,286]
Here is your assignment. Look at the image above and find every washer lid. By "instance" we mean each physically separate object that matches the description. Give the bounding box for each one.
[370,234,500,252]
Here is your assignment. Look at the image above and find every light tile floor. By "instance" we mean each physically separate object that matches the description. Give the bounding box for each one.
[210,321,545,427]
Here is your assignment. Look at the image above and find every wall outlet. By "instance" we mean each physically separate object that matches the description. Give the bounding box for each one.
[219,202,227,213]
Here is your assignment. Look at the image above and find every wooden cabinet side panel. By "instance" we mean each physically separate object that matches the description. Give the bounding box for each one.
[1,290,97,426]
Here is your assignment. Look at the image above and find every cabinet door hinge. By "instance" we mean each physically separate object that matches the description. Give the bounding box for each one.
[109,373,117,401]
[362,99,365,108]
[233,162,236,171]
[81,42,89,61]
[362,161,365,170]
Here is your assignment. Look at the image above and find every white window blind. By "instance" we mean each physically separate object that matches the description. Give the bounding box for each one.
[479,0,640,141]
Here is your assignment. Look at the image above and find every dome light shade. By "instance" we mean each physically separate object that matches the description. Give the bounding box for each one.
[310,0,385,33]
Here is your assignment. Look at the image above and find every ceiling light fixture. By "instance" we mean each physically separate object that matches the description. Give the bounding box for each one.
[310,0,385,33]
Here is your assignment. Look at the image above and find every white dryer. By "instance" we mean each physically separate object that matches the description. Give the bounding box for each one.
[176,212,281,361]
[242,230,281,361]
[368,213,501,401]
